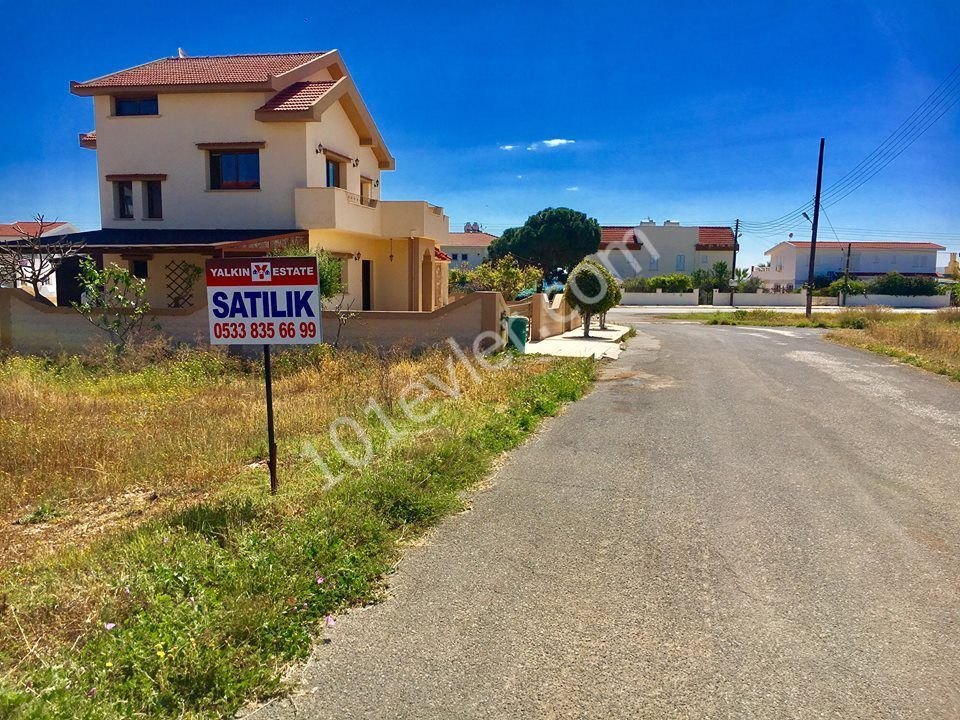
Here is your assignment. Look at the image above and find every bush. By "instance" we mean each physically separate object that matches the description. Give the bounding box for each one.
[738,276,764,293]
[839,316,868,329]
[468,255,543,301]
[823,277,868,297]
[866,272,942,296]
[622,276,651,293]
[648,273,694,293]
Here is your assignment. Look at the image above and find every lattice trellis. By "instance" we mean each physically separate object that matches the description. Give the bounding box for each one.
[165,260,199,308]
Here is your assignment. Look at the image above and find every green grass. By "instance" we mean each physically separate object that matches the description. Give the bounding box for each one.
[15,504,63,526]
[0,354,593,719]
[660,308,928,329]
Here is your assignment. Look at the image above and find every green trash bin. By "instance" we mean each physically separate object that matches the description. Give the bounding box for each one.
[505,315,529,352]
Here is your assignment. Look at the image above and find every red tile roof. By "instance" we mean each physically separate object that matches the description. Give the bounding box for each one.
[434,247,452,262]
[72,52,327,90]
[256,81,337,112]
[443,231,498,248]
[79,130,96,149]
[0,221,68,237]
[696,226,736,249]
[784,240,946,250]
[600,226,637,247]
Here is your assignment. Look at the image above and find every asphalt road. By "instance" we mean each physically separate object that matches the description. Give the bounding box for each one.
[252,321,960,719]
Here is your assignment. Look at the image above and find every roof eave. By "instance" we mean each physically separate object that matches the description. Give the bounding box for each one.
[71,79,275,96]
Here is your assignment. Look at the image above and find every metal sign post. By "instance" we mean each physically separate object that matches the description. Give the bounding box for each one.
[205,256,322,494]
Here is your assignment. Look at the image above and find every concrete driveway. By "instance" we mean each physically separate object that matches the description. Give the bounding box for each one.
[251,321,960,719]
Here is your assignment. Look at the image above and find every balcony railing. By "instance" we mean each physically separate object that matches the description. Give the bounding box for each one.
[344,191,378,209]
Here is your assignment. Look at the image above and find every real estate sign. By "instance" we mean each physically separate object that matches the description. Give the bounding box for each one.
[205,256,321,345]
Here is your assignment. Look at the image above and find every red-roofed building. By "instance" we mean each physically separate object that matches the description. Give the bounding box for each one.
[65,50,451,312]
[755,238,946,290]
[592,221,737,279]
[441,224,498,268]
[0,221,77,239]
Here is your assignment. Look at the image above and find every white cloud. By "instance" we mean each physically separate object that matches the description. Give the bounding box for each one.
[516,175,523,179]
[566,186,580,191]
[499,144,517,151]
[524,138,577,151]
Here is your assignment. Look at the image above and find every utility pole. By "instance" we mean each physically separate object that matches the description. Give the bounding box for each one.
[841,242,851,307]
[805,138,825,319]
[728,218,740,306]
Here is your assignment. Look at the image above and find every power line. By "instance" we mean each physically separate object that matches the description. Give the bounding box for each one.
[740,61,960,233]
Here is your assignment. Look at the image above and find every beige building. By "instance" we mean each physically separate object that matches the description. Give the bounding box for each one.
[593,221,737,280]
[442,224,497,269]
[67,51,450,312]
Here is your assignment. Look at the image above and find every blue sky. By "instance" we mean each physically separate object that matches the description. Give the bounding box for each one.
[2,0,959,267]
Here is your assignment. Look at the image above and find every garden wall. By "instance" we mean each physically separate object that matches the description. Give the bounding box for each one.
[842,293,950,309]
[713,290,838,307]
[620,290,699,306]
[0,289,511,355]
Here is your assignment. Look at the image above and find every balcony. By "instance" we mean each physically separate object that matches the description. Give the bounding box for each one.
[295,186,448,241]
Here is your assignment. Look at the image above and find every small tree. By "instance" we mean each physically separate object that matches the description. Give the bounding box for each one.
[710,261,730,293]
[73,258,151,353]
[563,259,619,337]
[0,214,84,305]
[469,255,542,301]
[274,245,352,347]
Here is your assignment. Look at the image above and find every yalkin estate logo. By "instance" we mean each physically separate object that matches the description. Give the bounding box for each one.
[251,261,272,283]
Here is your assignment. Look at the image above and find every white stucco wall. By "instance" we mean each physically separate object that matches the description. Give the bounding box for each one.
[765,243,940,287]
[442,244,488,269]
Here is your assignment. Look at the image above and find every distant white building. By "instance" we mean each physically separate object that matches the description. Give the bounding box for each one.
[0,220,80,301]
[753,240,946,291]
[442,223,497,269]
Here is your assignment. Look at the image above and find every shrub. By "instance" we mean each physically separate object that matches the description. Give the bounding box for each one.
[448,266,472,294]
[469,255,543,301]
[622,276,651,293]
[738,276,764,293]
[273,246,345,300]
[839,316,868,329]
[647,273,694,293]
[866,272,941,296]
[824,277,868,297]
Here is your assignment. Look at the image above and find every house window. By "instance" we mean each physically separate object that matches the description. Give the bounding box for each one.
[144,180,163,219]
[115,181,133,219]
[209,150,260,190]
[114,96,159,116]
[326,158,344,189]
[360,176,373,200]
[649,256,659,271]
[676,254,685,271]
[913,254,921,267]
[131,260,149,279]
[701,255,708,265]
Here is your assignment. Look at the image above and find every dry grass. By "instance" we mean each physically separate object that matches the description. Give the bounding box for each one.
[0,344,593,719]
[0,345,530,568]
[828,308,960,381]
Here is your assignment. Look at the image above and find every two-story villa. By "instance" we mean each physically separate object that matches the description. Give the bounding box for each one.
[593,221,738,280]
[754,239,946,291]
[65,51,450,312]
